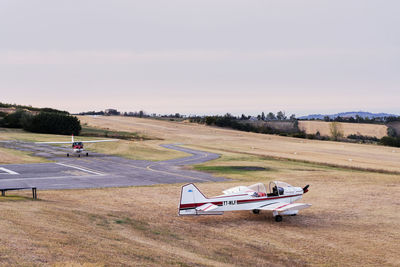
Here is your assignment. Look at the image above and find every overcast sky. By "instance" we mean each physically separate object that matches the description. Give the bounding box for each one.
[0,0,399,116]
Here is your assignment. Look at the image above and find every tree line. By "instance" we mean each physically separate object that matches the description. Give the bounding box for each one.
[0,102,69,114]
[316,115,400,124]
[189,113,305,137]
[0,110,81,135]
[188,113,400,148]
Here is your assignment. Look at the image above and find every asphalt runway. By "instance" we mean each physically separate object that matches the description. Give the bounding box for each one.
[0,141,226,190]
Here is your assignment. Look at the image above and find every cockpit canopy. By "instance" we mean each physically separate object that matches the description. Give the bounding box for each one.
[222,181,294,197]
[247,183,267,194]
[248,181,293,194]
[249,181,294,196]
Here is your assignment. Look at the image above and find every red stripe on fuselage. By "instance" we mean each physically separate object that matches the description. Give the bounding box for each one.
[213,194,248,199]
[179,194,302,209]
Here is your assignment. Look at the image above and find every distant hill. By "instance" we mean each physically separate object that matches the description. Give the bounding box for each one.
[0,102,68,117]
[299,111,398,120]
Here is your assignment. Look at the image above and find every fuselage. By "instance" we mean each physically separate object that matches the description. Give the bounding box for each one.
[180,187,304,212]
[72,142,84,153]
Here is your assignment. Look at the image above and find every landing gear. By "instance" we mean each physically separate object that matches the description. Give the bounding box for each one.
[252,209,260,214]
[275,215,283,222]
[78,154,80,157]
[67,153,69,157]
[86,152,89,157]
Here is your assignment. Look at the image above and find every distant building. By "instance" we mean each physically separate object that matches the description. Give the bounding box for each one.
[104,109,120,116]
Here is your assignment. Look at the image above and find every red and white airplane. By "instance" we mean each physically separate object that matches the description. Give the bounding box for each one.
[36,135,118,157]
[179,181,311,222]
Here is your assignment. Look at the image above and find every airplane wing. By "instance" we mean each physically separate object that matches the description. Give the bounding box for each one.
[80,139,118,143]
[35,141,73,144]
[35,139,118,144]
[196,203,219,212]
[258,202,311,212]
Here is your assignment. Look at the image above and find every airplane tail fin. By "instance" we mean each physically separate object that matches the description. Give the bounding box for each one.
[180,183,207,205]
[179,184,223,216]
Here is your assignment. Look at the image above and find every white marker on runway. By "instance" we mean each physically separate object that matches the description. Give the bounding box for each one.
[56,163,104,176]
[0,167,19,175]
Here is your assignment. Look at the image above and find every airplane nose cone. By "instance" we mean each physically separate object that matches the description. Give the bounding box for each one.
[303,185,310,193]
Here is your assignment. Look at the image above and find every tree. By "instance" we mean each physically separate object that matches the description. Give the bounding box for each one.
[1,110,26,128]
[289,114,296,121]
[324,116,330,122]
[276,111,286,120]
[267,112,276,120]
[387,127,397,137]
[261,112,265,121]
[24,112,81,135]
[329,122,343,141]
[380,136,400,147]
[205,116,215,125]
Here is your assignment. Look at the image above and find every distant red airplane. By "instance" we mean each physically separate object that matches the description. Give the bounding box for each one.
[36,134,118,157]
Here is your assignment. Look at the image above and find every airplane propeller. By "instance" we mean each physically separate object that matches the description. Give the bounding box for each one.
[303,185,310,193]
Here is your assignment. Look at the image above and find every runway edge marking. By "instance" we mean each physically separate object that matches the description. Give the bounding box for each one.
[56,163,104,176]
[0,167,19,175]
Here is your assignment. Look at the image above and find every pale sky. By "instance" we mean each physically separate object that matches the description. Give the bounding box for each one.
[0,0,399,116]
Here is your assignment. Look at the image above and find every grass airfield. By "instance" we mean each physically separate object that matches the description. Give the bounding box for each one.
[0,117,399,266]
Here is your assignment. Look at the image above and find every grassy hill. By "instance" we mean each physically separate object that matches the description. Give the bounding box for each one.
[79,115,400,173]
[298,120,388,138]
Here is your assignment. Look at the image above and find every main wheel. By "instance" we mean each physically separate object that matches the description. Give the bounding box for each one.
[67,153,69,157]
[275,215,283,222]
[78,154,80,157]
[252,209,260,214]
[86,152,89,157]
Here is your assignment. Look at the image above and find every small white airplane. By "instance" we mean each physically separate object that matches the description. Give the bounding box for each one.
[179,181,311,222]
[36,134,118,157]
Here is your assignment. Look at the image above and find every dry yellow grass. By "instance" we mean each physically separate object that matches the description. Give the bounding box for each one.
[0,155,399,266]
[298,120,388,138]
[85,140,188,161]
[79,116,400,173]
[0,147,49,164]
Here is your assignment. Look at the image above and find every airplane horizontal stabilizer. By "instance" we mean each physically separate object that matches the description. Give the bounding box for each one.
[196,203,219,212]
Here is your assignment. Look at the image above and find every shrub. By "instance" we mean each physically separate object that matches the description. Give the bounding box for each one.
[330,122,344,140]
[387,127,397,137]
[23,112,81,135]
[380,136,400,147]
[347,134,379,142]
